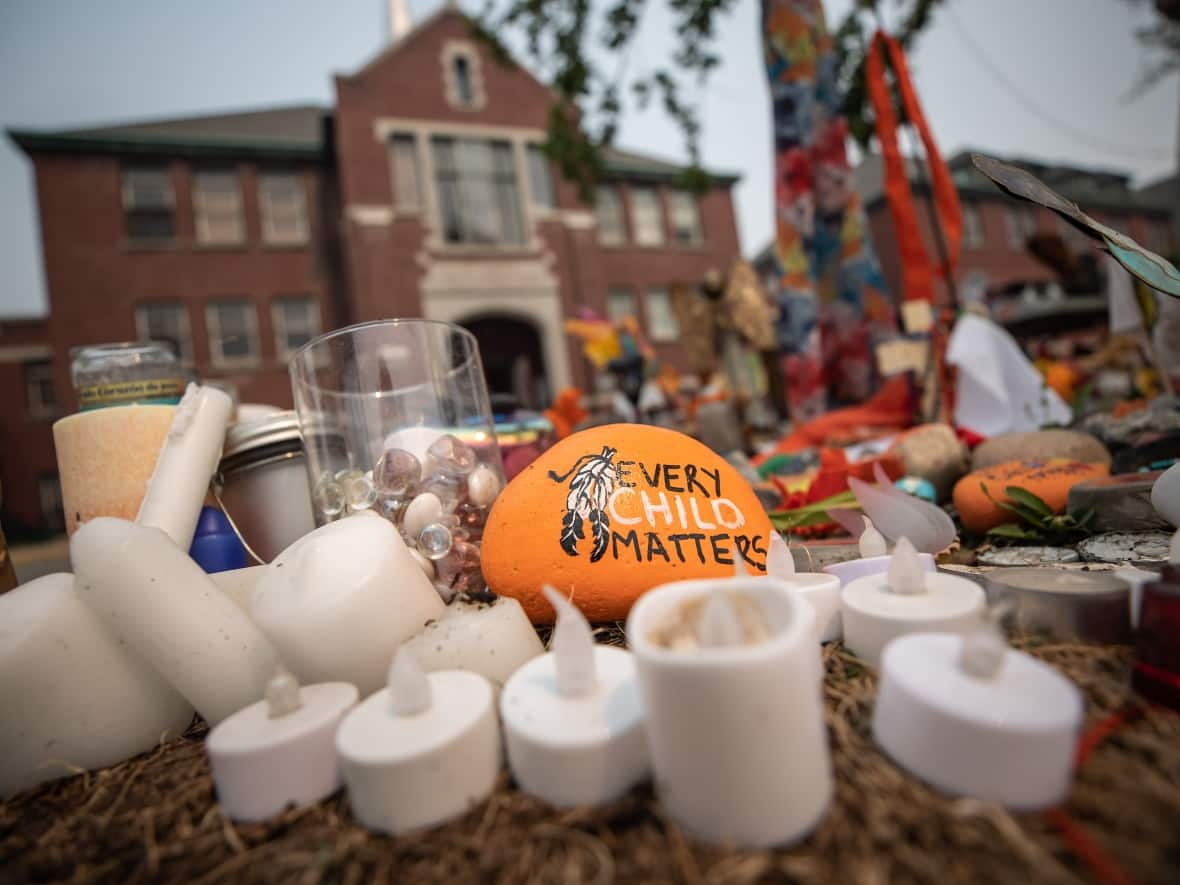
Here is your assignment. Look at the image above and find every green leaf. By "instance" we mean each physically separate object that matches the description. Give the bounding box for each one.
[987,522,1044,540]
[769,490,859,531]
[1003,486,1055,519]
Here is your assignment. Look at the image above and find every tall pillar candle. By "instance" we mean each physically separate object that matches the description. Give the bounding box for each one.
[627,576,832,847]
[252,515,444,696]
[72,517,277,725]
[53,405,176,535]
[136,384,234,551]
[0,573,193,797]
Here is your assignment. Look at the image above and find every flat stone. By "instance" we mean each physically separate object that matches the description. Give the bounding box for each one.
[1068,472,1171,532]
[972,430,1110,471]
[978,546,1080,566]
[1077,531,1173,566]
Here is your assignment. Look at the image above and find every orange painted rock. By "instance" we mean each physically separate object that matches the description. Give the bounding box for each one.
[952,459,1110,533]
[482,424,774,624]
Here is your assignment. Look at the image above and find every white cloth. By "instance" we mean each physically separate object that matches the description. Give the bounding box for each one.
[946,313,1072,436]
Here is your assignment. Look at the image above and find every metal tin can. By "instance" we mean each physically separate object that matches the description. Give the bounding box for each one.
[70,341,186,411]
[985,567,1131,644]
[217,411,316,563]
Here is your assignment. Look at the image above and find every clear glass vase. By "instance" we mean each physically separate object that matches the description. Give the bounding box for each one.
[290,319,506,598]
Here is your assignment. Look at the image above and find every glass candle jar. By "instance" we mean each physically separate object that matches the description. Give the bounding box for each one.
[289,320,506,600]
[70,341,185,411]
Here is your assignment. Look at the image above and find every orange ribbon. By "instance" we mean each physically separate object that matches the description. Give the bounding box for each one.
[865,30,962,302]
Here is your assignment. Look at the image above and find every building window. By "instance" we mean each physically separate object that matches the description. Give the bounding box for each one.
[961,202,985,249]
[134,302,192,364]
[272,296,322,360]
[24,360,56,418]
[206,300,261,368]
[645,287,679,342]
[431,137,524,246]
[606,288,637,324]
[38,474,64,533]
[258,173,310,245]
[121,167,175,242]
[389,134,422,213]
[526,145,555,210]
[193,171,245,245]
[1005,206,1036,251]
[668,191,703,246]
[631,187,666,246]
[595,185,626,246]
[442,42,485,110]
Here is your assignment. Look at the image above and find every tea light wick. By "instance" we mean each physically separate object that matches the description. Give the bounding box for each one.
[388,648,433,715]
[766,532,795,578]
[265,668,303,719]
[542,586,597,697]
[958,607,1011,680]
[859,516,887,558]
[697,590,745,647]
[885,537,926,595]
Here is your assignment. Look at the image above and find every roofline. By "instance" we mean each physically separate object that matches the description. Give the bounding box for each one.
[8,129,327,162]
[862,184,1172,218]
[604,165,741,186]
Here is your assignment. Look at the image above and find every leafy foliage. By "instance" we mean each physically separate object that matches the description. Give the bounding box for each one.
[981,484,1095,544]
[473,0,944,195]
[770,489,860,531]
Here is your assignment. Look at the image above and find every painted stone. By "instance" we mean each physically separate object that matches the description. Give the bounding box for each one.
[952,459,1110,534]
[891,423,969,502]
[482,424,774,624]
[971,430,1110,472]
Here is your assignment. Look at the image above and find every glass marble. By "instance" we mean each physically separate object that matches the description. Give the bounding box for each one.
[427,434,477,478]
[418,522,454,560]
[314,478,346,518]
[346,474,378,511]
[373,448,421,498]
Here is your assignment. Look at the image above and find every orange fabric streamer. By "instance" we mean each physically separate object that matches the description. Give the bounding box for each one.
[865,30,962,301]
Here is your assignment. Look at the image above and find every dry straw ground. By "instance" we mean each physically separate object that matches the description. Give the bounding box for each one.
[2,636,1178,884]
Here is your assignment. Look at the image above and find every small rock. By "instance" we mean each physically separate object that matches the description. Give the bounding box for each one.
[892,424,969,502]
[1069,472,1171,533]
[972,430,1110,471]
[977,546,1079,566]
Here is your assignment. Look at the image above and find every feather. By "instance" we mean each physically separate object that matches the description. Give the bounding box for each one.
[827,507,866,537]
[559,509,583,557]
[847,463,956,554]
[589,508,610,563]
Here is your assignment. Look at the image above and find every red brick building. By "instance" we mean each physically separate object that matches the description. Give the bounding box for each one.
[1,8,742,536]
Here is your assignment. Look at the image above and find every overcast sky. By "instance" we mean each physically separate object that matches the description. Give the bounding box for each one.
[1,0,1176,317]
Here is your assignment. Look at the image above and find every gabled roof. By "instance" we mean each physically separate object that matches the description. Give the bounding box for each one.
[9,104,330,161]
[603,146,739,185]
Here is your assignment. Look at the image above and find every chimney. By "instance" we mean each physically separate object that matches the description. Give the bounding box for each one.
[387,0,411,41]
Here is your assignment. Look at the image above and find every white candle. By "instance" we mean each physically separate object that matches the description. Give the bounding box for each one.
[136,383,234,551]
[72,517,277,725]
[765,533,842,643]
[500,587,649,808]
[209,565,267,614]
[336,649,500,834]
[627,576,832,847]
[822,515,936,587]
[873,624,1083,809]
[401,597,543,691]
[252,515,444,696]
[0,573,193,798]
[841,538,984,666]
[206,670,358,821]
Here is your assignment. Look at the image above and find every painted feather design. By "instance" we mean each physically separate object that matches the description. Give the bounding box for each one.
[549,446,617,560]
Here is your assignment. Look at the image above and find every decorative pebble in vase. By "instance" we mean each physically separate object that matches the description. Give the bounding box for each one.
[290,321,507,600]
